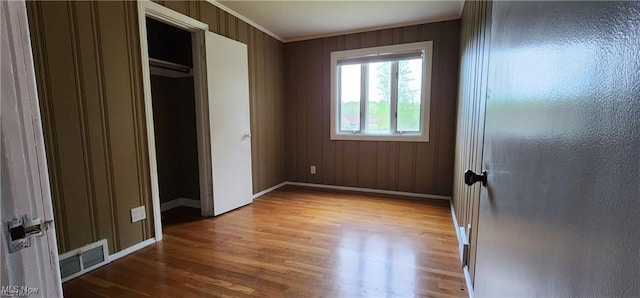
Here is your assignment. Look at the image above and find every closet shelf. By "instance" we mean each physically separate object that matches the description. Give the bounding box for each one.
[149,58,192,78]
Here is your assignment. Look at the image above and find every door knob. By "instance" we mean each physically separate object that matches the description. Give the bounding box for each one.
[464,169,487,186]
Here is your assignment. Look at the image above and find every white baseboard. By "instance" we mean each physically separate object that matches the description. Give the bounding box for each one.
[464,265,474,298]
[160,199,181,211]
[109,238,156,262]
[285,182,451,200]
[450,201,467,254]
[450,201,474,298]
[253,181,288,200]
[160,197,201,211]
[450,201,462,243]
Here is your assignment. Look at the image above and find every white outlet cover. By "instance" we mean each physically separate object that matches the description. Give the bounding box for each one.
[131,206,146,223]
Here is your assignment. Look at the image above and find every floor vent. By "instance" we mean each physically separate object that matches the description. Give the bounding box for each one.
[59,239,109,282]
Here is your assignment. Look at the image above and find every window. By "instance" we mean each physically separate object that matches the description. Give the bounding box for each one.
[330,41,433,142]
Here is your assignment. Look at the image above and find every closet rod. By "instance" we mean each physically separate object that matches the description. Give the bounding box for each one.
[149,58,191,73]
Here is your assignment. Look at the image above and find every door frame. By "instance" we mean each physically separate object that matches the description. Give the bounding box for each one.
[137,0,213,241]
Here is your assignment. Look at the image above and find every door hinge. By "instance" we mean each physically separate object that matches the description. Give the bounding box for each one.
[5,215,52,253]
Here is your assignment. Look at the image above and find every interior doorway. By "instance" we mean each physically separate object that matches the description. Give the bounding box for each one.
[146,17,204,226]
[138,1,255,241]
[137,2,214,240]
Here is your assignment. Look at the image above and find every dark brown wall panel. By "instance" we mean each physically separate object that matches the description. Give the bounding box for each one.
[74,1,117,251]
[186,1,200,20]
[28,1,151,253]
[238,19,248,43]
[397,143,415,192]
[227,14,237,39]
[320,37,337,186]
[163,1,187,15]
[438,20,462,195]
[217,8,227,37]
[357,142,376,189]
[388,143,399,189]
[305,38,323,184]
[199,3,219,33]
[192,2,286,193]
[28,0,285,254]
[37,1,93,251]
[284,21,461,196]
[293,42,308,182]
[258,31,267,189]
[95,0,150,251]
[284,44,297,181]
[250,28,261,189]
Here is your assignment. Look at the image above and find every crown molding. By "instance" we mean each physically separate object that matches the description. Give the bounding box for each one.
[205,0,284,42]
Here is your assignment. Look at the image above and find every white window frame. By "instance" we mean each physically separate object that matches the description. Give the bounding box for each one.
[330,41,433,142]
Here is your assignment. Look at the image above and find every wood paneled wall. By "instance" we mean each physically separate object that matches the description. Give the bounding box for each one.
[153,0,286,194]
[26,0,285,254]
[27,0,152,255]
[452,0,492,282]
[283,21,461,196]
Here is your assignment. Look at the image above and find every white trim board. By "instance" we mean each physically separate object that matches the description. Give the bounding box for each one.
[109,238,156,262]
[160,198,202,212]
[450,201,464,250]
[464,266,474,298]
[138,0,214,241]
[450,201,474,298]
[284,182,451,200]
[253,182,288,200]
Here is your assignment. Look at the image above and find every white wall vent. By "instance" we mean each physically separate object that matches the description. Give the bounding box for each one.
[59,239,110,282]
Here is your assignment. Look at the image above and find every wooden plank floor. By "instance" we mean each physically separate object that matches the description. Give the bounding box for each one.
[63,186,467,297]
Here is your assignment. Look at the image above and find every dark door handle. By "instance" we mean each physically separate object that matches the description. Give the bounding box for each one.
[464,169,487,186]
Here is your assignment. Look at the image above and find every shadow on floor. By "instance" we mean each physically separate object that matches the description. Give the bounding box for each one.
[161,206,207,226]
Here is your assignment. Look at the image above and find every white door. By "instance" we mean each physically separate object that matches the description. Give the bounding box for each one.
[1,1,63,297]
[205,32,253,216]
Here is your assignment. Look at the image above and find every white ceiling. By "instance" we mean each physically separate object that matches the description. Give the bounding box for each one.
[215,1,464,42]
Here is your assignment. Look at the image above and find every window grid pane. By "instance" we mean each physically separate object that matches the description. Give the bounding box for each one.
[396,59,422,132]
[339,64,361,131]
[366,62,392,133]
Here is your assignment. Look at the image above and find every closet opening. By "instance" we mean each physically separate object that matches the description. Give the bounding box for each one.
[145,17,208,228]
[139,2,253,240]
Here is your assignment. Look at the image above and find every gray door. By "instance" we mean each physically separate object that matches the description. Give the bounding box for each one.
[474,1,640,297]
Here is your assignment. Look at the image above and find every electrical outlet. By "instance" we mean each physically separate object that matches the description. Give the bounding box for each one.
[131,206,146,223]
[310,165,317,174]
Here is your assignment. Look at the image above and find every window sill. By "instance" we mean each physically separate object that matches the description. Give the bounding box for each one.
[330,133,429,142]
